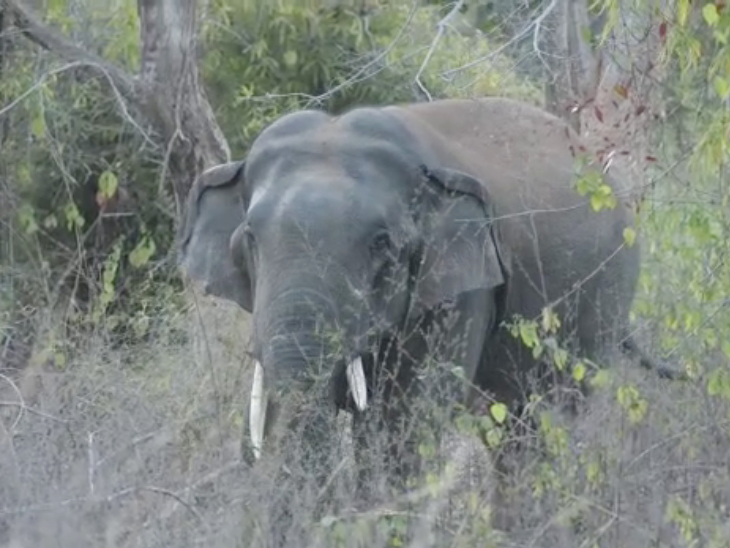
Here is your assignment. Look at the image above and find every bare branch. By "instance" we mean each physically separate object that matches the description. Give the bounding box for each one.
[305,0,419,108]
[0,60,157,147]
[0,61,81,118]
[532,0,559,72]
[3,0,228,204]
[2,0,135,100]
[414,0,465,101]
[442,0,554,78]
[136,0,230,204]
[240,3,420,110]
[110,485,208,527]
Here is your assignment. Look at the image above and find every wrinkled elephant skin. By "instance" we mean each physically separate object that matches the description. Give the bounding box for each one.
[177,97,669,494]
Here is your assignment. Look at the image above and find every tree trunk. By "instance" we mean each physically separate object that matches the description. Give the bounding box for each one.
[2,0,230,212]
[543,0,667,206]
[136,0,230,213]
[1,0,246,390]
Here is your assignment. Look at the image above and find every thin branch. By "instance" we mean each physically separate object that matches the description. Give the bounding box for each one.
[0,401,66,423]
[533,0,559,72]
[96,63,157,148]
[138,486,207,526]
[305,0,419,108]
[0,61,82,118]
[238,3,420,109]
[442,0,556,78]
[87,431,96,495]
[1,0,158,148]
[414,0,465,102]
[2,0,135,98]
[0,372,24,430]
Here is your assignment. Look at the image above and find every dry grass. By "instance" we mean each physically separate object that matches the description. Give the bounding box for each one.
[0,290,728,548]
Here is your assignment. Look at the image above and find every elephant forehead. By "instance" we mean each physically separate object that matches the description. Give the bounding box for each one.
[250,178,391,247]
[286,181,385,232]
[248,161,349,211]
[246,112,422,191]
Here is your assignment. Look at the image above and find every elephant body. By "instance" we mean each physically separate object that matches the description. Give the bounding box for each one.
[382,99,641,405]
[178,96,657,496]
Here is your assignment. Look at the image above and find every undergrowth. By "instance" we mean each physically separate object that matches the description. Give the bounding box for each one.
[0,286,727,547]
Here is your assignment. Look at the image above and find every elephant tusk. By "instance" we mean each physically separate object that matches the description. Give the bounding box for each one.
[346,356,368,411]
[249,361,267,460]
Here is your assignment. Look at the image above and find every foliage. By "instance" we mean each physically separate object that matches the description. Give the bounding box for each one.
[1,0,539,357]
[3,0,730,546]
[201,0,541,156]
[618,0,730,413]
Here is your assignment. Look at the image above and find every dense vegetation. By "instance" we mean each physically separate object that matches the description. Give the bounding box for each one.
[1,1,729,546]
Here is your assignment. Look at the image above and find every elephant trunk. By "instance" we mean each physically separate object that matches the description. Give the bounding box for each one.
[248,287,368,460]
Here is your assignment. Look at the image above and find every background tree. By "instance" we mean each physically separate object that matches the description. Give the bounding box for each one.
[1,1,730,546]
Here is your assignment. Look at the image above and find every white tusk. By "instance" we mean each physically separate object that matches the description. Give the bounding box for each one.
[249,361,267,460]
[346,356,368,411]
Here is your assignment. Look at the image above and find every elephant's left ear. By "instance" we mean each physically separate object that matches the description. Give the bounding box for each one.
[411,165,510,326]
[177,160,254,311]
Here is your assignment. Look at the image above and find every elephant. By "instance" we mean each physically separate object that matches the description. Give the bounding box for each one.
[177,96,677,500]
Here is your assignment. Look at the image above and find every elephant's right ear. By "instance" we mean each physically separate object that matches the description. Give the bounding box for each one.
[177,161,253,312]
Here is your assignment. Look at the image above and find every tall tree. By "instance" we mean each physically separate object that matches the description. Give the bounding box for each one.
[2,0,229,215]
[542,0,668,205]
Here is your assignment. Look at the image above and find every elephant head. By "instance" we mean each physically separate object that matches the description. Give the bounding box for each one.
[178,108,509,461]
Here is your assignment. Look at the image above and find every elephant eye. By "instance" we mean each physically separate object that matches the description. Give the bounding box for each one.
[242,223,256,247]
[370,231,392,255]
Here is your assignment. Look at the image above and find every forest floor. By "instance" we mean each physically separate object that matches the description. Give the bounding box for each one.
[0,291,726,548]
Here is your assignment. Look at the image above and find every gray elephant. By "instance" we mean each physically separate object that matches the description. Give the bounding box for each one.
[177,96,673,495]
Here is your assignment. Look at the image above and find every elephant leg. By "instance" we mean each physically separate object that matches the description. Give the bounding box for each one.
[380,343,421,491]
[285,393,341,490]
[574,268,685,387]
[253,383,342,531]
[351,408,374,502]
[620,333,687,380]
[352,336,421,502]
[378,290,496,492]
[353,289,498,502]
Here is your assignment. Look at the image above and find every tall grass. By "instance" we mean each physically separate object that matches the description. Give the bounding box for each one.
[1,280,727,547]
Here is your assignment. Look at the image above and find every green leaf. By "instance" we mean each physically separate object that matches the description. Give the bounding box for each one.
[572,361,587,382]
[678,0,690,26]
[63,202,85,231]
[98,170,119,199]
[129,236,156,268]
[616,384,648,423]
[589,194,603,211]
[283,50,298,68]
[553,347,569,371]
[519,320,539,348]
[31,111,46,139]
[485,428,502,448]
[589,369,611,389]
[575,171,601,196]
[43,214,58,229]
[18,204,39,235]
[586,459,603,486]
[53,351,67,370]
[17,164,31,187]
[713,76,730,99]
[707,367,730,398]
[489,402,508,425]
[541,306,561,333]
[532,342,544,359]
[590,184,617,211]
[623,227,637,247]
[703,3,720,26]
